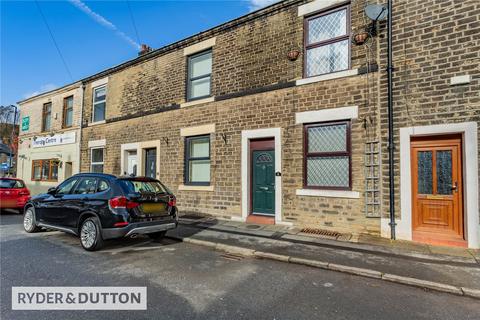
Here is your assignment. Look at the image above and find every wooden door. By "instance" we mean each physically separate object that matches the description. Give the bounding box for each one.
[411,135,465,247]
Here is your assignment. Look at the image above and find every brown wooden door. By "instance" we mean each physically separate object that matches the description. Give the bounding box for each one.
[411,135,465,247]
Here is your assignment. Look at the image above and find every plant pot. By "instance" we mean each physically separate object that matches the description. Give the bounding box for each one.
[287,49,301,61]
[353,32,369,45]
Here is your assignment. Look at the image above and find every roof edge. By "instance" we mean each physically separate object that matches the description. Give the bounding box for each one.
[80,0,303,83]
[17,81,83,105]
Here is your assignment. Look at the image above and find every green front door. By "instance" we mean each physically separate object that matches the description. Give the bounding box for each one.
[252,150,275,215]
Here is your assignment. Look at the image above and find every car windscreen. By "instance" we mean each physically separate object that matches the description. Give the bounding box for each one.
[0,179,25,189]
[119,180,169,194]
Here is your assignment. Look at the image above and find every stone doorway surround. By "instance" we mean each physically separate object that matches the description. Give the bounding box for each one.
[120,140,161,179]
[381,122,479,249]
[239,128,291,225]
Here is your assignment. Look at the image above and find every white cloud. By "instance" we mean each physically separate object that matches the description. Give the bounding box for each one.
[248,0,280,11]
[68,0,140,50]
[23,83,58,99]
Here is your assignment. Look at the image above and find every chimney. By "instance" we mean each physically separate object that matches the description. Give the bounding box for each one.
[138,44,152,56]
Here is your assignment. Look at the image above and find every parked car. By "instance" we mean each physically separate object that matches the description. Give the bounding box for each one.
[23,173,178,251]
[0,178,30,213]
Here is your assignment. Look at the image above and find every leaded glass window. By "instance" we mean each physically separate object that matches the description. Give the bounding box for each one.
[304,121,351,189]
[436,150,452,195]
[305,6,350,77]
[417,151,433,194]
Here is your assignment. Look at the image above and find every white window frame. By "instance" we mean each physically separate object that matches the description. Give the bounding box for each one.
[90,147,104,173]
[92,85,107,123]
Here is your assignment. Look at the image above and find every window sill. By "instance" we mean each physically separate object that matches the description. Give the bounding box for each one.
[178,184,214,192]
[296,189,360,199]
[89,120,106,127]
[180,96,214,108]
[296,69,359,87]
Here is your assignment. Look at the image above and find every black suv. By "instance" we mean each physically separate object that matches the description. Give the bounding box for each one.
[23,173,178,251]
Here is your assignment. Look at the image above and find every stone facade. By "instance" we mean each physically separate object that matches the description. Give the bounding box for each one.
[80,0,381,236]
[377,0,480,246]
[75,0,478,245]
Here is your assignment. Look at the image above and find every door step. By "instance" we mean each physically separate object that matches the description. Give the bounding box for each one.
[246,215,275,225]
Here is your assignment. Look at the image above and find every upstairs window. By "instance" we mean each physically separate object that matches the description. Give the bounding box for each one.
[185,135,210,185]
[63,95,74,128]
[93,85,106,122]
[304,5,350,77]
[42,102,52,132]
[187,50,212,101]
[304,121,351,190]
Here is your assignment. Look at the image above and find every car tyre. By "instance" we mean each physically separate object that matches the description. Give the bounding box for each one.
[23,207,40,233]
[147,231,166,241]
[80,217,104,251]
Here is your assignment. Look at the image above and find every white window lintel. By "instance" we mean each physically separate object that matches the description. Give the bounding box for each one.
[91,77,108,89]
[183,37,216,56]
[88,139,106,148]
[180,124,215,137]
[298,0,347,17]
[296,189,360,199]
[296,105,358,124]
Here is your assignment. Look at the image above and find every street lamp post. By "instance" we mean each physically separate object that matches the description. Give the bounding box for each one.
[7,105,19,176]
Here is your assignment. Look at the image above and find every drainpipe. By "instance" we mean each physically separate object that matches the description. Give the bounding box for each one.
[387,0,396,239]
[77,83,85,173]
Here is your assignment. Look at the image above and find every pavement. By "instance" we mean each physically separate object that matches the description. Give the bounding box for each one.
[1,211,480,319]
[166,216,480,296]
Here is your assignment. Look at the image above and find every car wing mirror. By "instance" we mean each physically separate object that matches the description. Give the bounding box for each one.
[47,187,57,195]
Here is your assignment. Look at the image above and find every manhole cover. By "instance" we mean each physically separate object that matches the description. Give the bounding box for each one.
[246,224,262,230]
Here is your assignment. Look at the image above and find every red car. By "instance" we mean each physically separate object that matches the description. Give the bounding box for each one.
[0,178,30,213]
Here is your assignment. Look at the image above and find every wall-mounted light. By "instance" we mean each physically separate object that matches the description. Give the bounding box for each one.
[162,137,169,146]
[219,133,228,144]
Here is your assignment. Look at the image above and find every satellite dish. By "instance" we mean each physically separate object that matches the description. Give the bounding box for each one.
[365,4,388,21]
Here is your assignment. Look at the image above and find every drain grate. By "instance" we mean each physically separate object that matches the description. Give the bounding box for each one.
[300,228,341,238]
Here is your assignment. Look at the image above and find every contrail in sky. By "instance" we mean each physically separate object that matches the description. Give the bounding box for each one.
[69,0,141,50]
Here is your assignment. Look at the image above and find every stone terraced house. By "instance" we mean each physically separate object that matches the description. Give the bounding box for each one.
[21,0,480,248]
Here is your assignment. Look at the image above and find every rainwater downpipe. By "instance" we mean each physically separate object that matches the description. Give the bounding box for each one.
[387,0,396,239]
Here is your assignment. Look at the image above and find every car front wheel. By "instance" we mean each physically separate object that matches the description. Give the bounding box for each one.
[23,207,39,233]
[80,217,104,251]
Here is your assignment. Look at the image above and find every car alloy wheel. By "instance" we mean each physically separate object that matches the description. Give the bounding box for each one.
[81,220,97,249]
[23,209,34,231]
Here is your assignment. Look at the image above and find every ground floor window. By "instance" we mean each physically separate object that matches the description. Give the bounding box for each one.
[304,120,351,189]
[32,159,59,181]
[185,135,210,185]
[90,148,104,173]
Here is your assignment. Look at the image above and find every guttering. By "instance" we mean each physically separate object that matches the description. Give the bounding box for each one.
[387,0,396,239]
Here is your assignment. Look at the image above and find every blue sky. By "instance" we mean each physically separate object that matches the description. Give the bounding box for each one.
[0,0,278,106]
